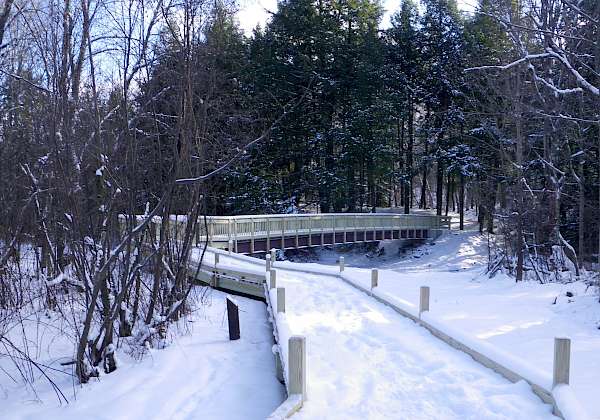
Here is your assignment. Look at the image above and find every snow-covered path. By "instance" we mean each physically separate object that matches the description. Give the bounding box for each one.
[334,227,600,417]
[276,269,556,419]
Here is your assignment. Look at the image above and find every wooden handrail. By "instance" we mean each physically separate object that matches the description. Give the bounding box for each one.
[162,213,451,248]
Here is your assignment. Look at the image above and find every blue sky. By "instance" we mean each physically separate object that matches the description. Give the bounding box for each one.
[236,0,477,35]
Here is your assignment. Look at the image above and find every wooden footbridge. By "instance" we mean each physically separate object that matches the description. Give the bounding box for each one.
[177,212,451,298]
[178,213,578,420]
[191,213,451,254]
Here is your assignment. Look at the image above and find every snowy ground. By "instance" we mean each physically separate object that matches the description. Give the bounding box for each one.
[4,210,597,419]
[279,214,600,418]
[273,268,557,419]
[337,234,600,417]
[0,289,284,420]
[202,251,558,418]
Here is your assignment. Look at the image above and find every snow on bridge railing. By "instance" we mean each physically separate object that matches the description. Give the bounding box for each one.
[162,213,451,247]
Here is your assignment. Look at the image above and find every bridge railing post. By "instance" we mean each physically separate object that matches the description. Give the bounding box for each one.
[233,220,238,253]
[270,269,277,289]
[250,217,255,254]
[266,217,271,251]
[281,218,286,250]
[332,214,336,244]
[320,216,325,245]
[265,254,271,271]
[208,220,214,247]
[227,218,232,245]
[372,216,376,241]
[308,216,313,246]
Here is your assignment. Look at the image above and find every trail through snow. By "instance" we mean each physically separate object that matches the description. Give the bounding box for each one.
[275,269,556,419]
[338,227,600,417]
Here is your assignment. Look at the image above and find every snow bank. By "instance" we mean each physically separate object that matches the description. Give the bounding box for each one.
[553,385,591,420]
[0,289,284,420]
[338,271,592,419]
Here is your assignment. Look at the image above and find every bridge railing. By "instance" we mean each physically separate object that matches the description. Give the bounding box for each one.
[141,213,450,249]
[185,213,451,246]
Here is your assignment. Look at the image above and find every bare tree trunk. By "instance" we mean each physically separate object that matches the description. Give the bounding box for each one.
[0,0,14,47]
[577,161,585,268]
[146,209,168,325]
[515,90,524,282]
[404,98,414,214]
[436,159,443,216]
[459,173,465,231]
[445,173,452,216]
[420,138,428,209]
[397,116,403,209]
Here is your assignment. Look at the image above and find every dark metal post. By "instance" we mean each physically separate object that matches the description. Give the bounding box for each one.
[226,297,240,340]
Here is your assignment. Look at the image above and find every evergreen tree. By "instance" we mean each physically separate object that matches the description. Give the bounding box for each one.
[419,0,465,216]
[384,0,420,213]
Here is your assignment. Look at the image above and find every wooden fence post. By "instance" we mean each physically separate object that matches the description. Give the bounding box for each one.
[207,219,213,247]
[371,269,378,289]
[270,248,277,264]
[289,336,307,400]
[339,256,345,272]
[266,254,271,271]
[419,286,430,316]
[270,269,277,289]
[226,297,240,340]
[211,253,220,288]
[277,287,285,313]
[553,337,571,387]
